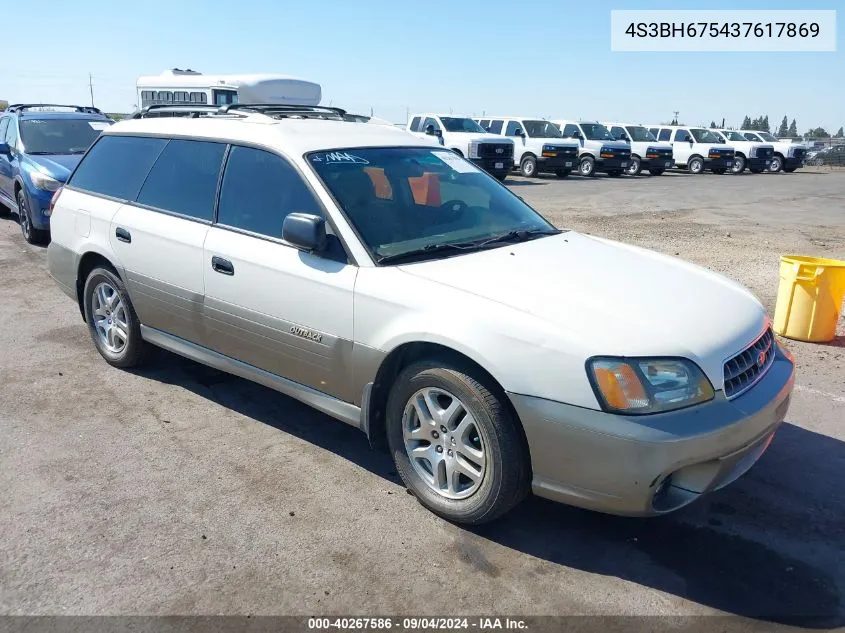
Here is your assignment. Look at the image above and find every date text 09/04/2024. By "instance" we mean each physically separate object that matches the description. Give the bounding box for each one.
[307,617,528,630]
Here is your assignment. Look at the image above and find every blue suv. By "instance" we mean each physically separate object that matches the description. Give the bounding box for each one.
[0,104,113,244]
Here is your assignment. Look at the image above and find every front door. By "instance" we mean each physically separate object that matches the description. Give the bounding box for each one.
[202,145,357,401]
[672,129,694,164]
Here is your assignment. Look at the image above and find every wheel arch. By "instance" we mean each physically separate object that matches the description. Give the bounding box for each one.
[364,341,531,468]
[734,151,747,159]
[75,250,122,320]
[519,151,537,163]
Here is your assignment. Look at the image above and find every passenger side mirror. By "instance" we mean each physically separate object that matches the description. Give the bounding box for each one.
[0,142,10,156]
[283,213,327,252]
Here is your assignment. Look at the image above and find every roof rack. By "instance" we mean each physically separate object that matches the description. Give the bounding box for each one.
[216,103,348,119]
[131,104,219,119]
[6,103,104,115]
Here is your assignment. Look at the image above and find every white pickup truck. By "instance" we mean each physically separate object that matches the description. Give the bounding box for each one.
[604,122,675,176]
[407,114,515,181]
[712,130,774,174]
[738,130,807,173]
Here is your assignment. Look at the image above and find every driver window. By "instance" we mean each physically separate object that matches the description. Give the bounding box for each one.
[422,117,440,132]
[504,121,521,136]
[611,126,625,139]
[674,130,691,142]
[562,124,579,138]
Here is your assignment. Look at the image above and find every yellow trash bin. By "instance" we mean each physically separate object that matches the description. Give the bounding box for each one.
[773,255,845,342]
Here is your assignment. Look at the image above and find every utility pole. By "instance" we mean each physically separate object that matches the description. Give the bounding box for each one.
[672,110,679,125]
[88,73,95,107]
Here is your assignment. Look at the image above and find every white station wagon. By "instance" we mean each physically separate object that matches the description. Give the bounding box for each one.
[47,104,795,524]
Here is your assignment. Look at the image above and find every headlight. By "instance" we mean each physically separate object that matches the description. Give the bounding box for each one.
[468,141,481,159]
[587,357,714,414]
[30,171,62,192]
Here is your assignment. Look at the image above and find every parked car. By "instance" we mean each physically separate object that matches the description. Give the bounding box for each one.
[0,104,113,243]
[603,122,674,176]
[406,113,514,181]
[808,144,845,166]
[711,129,774,174]
[47,107,795,524]
[646,125,735,174]
[550,120,631,177]
[738,130,807,173]
[474,116,579,178]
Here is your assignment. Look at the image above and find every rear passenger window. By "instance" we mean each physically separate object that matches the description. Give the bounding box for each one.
[488,120,503,134]
[69,135,167,200]
[217,146,321,238]
[658,129,671,141]
[136,139,226,221]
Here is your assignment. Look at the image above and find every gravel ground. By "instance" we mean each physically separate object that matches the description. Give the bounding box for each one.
[0,168,843,630]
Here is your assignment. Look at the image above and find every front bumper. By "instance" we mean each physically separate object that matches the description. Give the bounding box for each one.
[784,156,804,169]
[595,156,630,172]
[471,156,514,177]
[24,187,53,230]
[508,345,794,516]
[704,156,733,171]
[748,156,773,171]
[641,156,675,170]
[537,153,577,172]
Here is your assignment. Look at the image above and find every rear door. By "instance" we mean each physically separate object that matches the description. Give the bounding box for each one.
[202,145,357,401]
[107,137,226,344]
[0,117,11,203]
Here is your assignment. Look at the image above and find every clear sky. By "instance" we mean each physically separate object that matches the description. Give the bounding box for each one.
[4,0,842,131]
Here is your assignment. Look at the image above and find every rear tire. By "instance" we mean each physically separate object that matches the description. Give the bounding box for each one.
[554,169,571,178]
[519,155,538,178]
[648,169,665,176]
[83,267,150,369]
[578,156,596,177]
[386,360,530,525]
[687,156,704,174]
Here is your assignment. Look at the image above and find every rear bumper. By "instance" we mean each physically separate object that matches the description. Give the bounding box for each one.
[471,156,514,177]
[47,240,79,302]
[508,345,794,516]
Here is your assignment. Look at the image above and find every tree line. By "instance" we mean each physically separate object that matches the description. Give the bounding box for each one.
[725,114,843,139]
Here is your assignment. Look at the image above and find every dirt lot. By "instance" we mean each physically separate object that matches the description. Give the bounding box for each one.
[1,169,843,629]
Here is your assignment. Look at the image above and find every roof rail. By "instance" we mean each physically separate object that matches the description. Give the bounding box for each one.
[217,103,348,118]
[6,103,104,114]
[131,104,219,119]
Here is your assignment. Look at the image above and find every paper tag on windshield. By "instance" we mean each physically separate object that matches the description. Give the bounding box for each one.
[432,150,481,173]
[88,121,110,130]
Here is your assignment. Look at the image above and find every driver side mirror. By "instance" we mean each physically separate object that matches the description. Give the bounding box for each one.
[573,131,583,140]
[283,213,327,252]
[0,142,10,156]
[619,133,629,142]
[515,128,525,137]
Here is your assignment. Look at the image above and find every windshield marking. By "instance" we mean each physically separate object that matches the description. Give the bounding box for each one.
[433,150,480,173]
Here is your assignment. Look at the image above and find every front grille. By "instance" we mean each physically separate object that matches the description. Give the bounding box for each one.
[755,147,774,159]
[478,143,513,158]
[723,328,775,399]
[646,146,672,158]
[791,147,806,159]
[600,146,630,159]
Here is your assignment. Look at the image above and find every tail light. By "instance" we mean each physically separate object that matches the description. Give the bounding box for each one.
[46,186,63,217]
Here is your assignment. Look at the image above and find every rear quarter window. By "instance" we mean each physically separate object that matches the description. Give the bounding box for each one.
[69,135,167,200]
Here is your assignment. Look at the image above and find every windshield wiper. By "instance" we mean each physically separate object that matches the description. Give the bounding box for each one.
[375,229,561,265]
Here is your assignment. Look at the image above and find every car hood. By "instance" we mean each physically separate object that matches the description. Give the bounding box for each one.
[397,232,766,386]
[590,140,629,150]
[25,154,82,182]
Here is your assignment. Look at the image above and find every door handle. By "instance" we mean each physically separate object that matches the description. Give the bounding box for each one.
[115,227,131,243]
[211,256,234,276]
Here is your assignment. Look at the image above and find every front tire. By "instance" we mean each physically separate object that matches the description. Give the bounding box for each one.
[769,155,783,172]
[626,156,642,176]
[17,190,48,245]
[578,156,596,177]
[731,155,746,174]
[386,360,530,525]
[83,267,150,369]
[687,156,704,174]
[519,155,538,178]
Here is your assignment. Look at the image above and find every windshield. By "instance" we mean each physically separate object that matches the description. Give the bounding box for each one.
[690,128,723,144]
[522,120,563,138]
[721,130,747,141]
[625,126,656,142]
[308,147,557,263]
[20,118,111,154]
[580,123,615,141]
[440,117,486,133]
[757,132,778,142]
